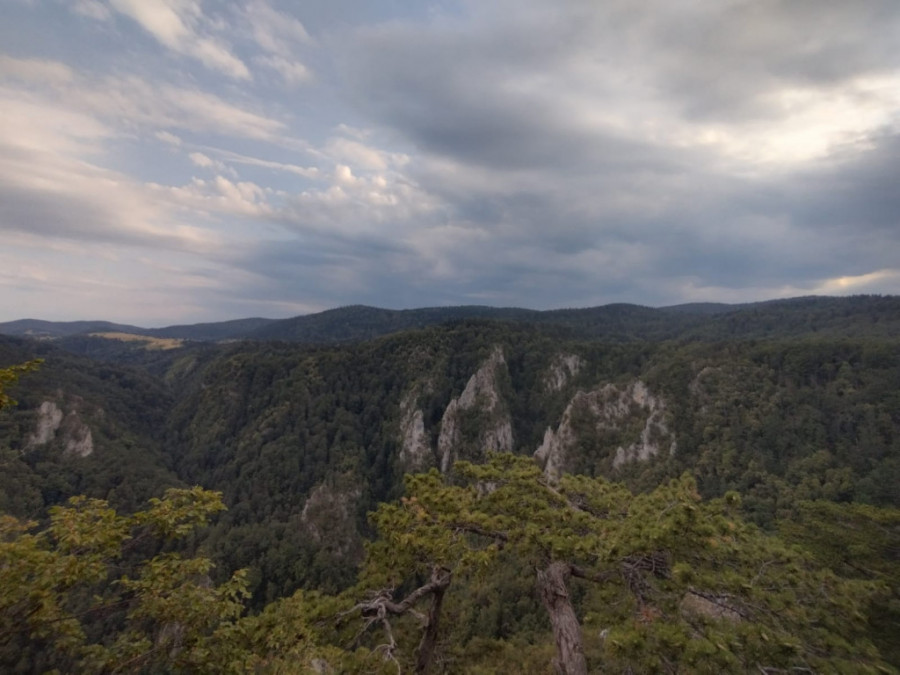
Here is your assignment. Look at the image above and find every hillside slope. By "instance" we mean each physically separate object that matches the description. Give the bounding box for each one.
[2,301,899,607]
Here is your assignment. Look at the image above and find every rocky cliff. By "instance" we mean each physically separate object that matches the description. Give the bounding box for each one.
[437,346,513,472]
[535,380,674,480]
[398,388,432,472]
[27,398,94,458]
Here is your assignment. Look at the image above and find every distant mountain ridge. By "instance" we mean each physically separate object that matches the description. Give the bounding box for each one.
[0,319,149,338]
[149,317,276,341]
[0,317,277,341]
[2,295,899,345]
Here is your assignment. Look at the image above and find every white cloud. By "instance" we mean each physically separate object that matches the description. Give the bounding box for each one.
[276,160,442,241]
[0,55,291,145]
[153,175,276,220]
[0,54,429,256]
[256,54,312,86]
[657,74,900,167]
[244,0,311,57]
[0,88,221,253]
[72,0,111,21]
[140,83,286,139]
[335,124,371,140]
[189,151,216,168]
[0,55,74,85]
[155,130,182,146]
[325,137,391,170]
[106,0,251,79]
[0,88,111,155]
[240,1,313,85]
[37,71,289,141]
[202,147,319,178]
[334,164,356,185]
[3,55,287,142]
[108,0,196,46]
[188,151,237,177]
[154,149,440,241]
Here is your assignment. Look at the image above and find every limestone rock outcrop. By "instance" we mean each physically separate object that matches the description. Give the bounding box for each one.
[27,399,94,458]
[398,389,432,471]
[535,380,675,480]
[438,346,513,472]
[544,353,584,392]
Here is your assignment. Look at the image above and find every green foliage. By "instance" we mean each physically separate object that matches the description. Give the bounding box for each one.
[0,487,249,673]
[779,500,900,666]
[643,337,900,521]
[0,339,180,516]
[10,319,900,610]
[3,299,900,670]
[358,455,891,672]
[0,359,42,411]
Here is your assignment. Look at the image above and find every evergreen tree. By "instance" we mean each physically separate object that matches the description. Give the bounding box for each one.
[0,359,42,411]
[358,455,890,673]
[0,487,249,673]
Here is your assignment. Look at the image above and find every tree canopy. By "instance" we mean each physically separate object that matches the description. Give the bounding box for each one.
[336,455,892,673]
[0,359,42,411]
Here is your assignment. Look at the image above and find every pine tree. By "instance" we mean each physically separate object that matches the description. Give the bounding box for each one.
[0,487,249,673]
[359,455,890,673]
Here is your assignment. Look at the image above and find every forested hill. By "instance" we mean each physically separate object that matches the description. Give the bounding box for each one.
[0,317,278,341]
[3,294,899,346]
[1,296,900,671]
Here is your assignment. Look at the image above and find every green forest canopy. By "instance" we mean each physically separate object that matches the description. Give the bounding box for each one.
[2,455,897,673]
[2,296,900,671]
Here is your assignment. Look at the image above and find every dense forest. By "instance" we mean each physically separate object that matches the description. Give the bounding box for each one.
[1,295,899,673]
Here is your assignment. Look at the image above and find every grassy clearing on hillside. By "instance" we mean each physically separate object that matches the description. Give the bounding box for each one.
[89,332,184,350]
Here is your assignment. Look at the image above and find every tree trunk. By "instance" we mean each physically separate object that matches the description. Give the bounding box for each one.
[537,561,587,675]
[414,567,449,674]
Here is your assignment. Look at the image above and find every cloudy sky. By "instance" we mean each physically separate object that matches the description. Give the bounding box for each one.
[1,0,899,325]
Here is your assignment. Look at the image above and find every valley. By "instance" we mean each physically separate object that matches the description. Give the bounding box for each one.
[1,295,899,672]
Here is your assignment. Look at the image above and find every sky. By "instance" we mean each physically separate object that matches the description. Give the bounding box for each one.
[1,0,899,325]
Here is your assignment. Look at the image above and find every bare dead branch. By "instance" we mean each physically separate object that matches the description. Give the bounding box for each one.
[345,567,452,674]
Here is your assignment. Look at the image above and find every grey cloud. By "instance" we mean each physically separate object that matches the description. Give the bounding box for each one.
[322,0,900,305]
[0,141,215,253]
[588,0,900,122]
[214,237,426,310]
[790,132,900,233]
[0,182,158,249]
[340,21,675,172]
[344,0,900,157]
[4,0,900,323]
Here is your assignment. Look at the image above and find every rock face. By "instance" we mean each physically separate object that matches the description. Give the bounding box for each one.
[611,381,675,469]
[398,390,432,472]
[534,421,572,484]
[438,346,513,473]
[544,353,584,392]
[60,414,94,458]
[300,480,363,561]
[535,380,674,481]
[28,401,64,446]
[27,400,94,458]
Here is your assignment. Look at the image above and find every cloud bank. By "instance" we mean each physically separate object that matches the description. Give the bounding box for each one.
[0,0,898,323]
